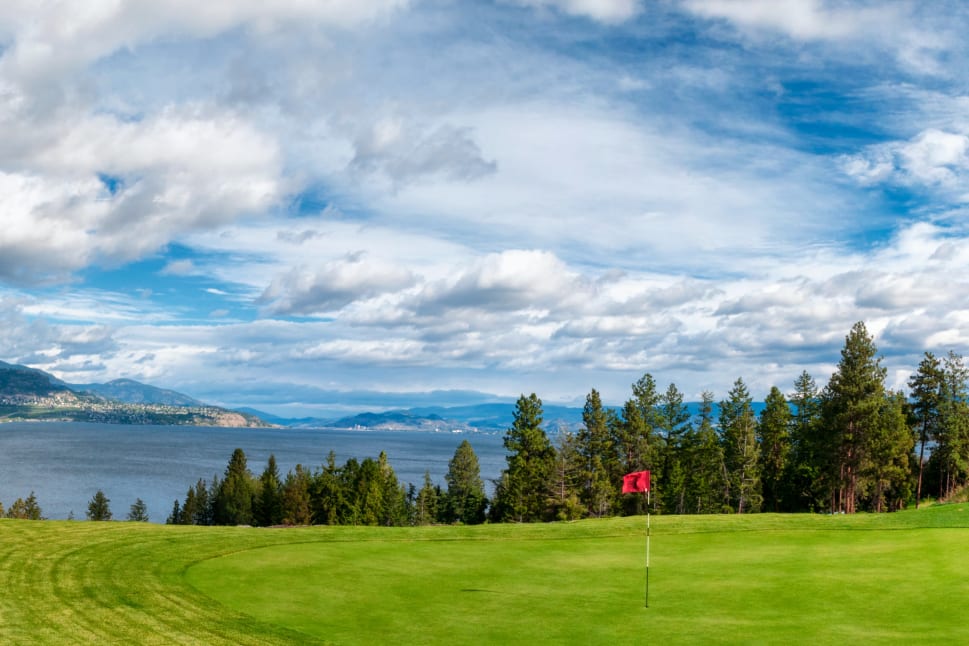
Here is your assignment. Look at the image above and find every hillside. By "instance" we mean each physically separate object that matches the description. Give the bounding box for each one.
[0,362,270,427]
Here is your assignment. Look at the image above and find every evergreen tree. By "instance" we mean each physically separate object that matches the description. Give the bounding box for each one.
[657,382,691,514]
[191,479,212,525]
[720,378,761,513]
[86,490,112,521]
[166,499,182,525]
[820,322,886,513]
[548,431,584,521]
[681,391,725,514]
[352,457,384,525]
[377,452,409,526]
[127,498,149,522]
[280,464,313,525]
[865,391,915,512]
[931,351,969,499]
[444,440,488,524]
[578,389,617,516]
[495,393,555,522]
[6,492,43,520]
[908,352,943,506]
[213,448,255,525]
[632,373,662,429]
[180,485,198,525]
[256,454,284,527]
[311,451,345,525]
[758,386,791,512]
[785,371,824,511]
[615,399,658,515]
[414,471,439,525]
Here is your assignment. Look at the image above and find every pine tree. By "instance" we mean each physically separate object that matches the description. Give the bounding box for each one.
[86,490,112,521]
[908,352,943,506]
[657,382,691,514]
[180,485,198,525]
[311,451,345,525]
[280,464,313,525]
[932,352,969,498]
[785,371,823,511]
[213,448,255,525]
[6,492,43,520]
[615,399,658,515]
[495,393,555,522]
[191,479,212,525]
[758,386,791,512]
[548,431,584,521]
[127,498,149,522]
[578,389,617,516]
[720,378,761,513]
[444,440,487,524]
[166,499,182,525]
[256,454,284,527]
[414,471,439,525]
[377,452,409,527]
[821,322,886,513]
[681,391,726,514]
[865,391,914,512]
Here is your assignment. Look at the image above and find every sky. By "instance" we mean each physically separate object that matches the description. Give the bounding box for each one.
[2,0,969,417]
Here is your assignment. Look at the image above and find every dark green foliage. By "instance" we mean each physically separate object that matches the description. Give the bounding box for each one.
[493,393,555,522]
[413,471,439,525]
[127,498,149,522]
[5,492,43,520]
[820,322,888,513]
[909,352,943,505]
[444,440,487,524]
[784,371,824,511]
[720,378,761,513]
[310,451,345,525]
[257,454,284,527]
[280,464,312,525]
[578,389,618,517]
[679,391,725,514]
[166,499,182,525]
[213,448,255,526]
[657,382,691,514]
[926,352,969,499]
[758,386,791,512]
[547,431,584,521]
[87,490,112,521]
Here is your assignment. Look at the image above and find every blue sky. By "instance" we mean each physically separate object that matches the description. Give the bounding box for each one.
[2,0,969,417]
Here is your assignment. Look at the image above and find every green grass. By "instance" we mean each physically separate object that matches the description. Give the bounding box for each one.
[3,507,969,644]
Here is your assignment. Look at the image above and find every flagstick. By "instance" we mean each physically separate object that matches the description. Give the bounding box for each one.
[645,488,650,608]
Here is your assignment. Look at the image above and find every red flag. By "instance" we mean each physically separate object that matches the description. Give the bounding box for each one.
[622,470,650,493]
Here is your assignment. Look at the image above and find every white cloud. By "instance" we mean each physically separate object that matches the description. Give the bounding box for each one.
[260,253,417,315]
[0,0,409,84]
[843,128,969,193]
[512,0,642,24]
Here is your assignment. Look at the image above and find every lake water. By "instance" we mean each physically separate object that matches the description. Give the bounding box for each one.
[0,422,507,523]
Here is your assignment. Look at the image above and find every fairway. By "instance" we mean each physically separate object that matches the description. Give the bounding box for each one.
[2,508,969,644]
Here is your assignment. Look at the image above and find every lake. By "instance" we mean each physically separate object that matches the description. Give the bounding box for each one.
[0,422,508,522]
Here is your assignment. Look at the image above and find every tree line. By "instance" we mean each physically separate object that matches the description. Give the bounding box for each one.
[491,321,969,520]
[5,321,966,525]
[165,441,488,527]
[164,321,969,526]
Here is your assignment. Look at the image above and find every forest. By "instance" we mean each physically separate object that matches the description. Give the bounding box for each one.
[156,321,969,527]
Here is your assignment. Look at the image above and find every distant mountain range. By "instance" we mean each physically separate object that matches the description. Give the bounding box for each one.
[0,359,766,432]
[0,361,268,427]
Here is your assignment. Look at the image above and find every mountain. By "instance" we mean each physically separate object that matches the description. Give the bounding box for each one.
[0,360,71,395]
[71,378,204,406]
[0,362,270,427]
